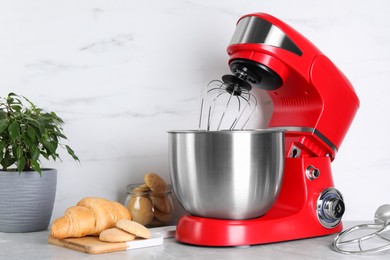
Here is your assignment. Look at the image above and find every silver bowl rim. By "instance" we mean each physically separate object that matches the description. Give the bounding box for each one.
[167,128,286,134]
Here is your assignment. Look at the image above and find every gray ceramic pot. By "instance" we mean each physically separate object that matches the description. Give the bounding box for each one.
[0,169,57,232]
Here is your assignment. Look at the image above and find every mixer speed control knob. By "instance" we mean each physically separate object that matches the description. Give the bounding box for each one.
[317,188,345,228]
[323,197,345,219]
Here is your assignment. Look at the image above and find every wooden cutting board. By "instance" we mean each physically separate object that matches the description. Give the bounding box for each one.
[48,226,175,254]
[48,235,164,254]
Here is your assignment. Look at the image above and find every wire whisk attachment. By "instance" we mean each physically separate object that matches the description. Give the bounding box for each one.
[331,204,390,254]
[198,76,257,131]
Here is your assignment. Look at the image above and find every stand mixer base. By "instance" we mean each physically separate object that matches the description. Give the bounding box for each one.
[175,213,342,246]
[175,157,344,246]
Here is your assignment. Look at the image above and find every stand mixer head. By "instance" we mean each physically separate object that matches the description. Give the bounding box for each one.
[169,12,360,246]
[224,13,359,159]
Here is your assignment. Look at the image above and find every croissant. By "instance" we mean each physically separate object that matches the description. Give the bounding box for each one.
[50,197,131,239]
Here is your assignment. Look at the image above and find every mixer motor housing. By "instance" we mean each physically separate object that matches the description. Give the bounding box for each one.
[227,13,359,159]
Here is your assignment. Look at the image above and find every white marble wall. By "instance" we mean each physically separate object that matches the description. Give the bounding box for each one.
[1,0,389,222]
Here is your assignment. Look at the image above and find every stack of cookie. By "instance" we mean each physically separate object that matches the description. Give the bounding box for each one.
[99,220,151,243]
[125,173,174,227]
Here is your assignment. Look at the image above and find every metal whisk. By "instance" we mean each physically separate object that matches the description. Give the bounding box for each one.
[331,204,390,254]
[198,74,257,131]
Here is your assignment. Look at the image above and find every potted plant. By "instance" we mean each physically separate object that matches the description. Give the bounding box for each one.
[0,92,79,232]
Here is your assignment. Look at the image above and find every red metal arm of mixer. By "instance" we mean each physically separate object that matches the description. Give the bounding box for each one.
[309,54,360,155]
[272,54,360,160]
[282,54,360,160]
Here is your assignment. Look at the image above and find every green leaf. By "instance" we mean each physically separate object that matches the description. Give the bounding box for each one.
[1,150,16,169]
[8,121,20,140]
[17,157,26,172]
[6,97,14,105]
[11,105,22,112]
[40,150,49,160]
[0,141,5,159]
[7,93,22,105]
[31,146,40,161]
[27,127,36,141]
[30,160,41,174]
[22,133,32,146]
[53,131,67,139]
[42,140,54,154]
[65,145,79,162]
[0,111,6,120]
[50,153,59,161]
[16,145,23,159]
[0,119,9,134]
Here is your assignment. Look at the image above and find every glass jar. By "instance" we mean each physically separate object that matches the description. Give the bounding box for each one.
[124,183,174,227]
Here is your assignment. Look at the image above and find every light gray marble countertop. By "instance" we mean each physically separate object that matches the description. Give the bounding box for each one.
[1,222,389,259]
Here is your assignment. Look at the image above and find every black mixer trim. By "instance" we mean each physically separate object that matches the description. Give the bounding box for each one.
[222,74,252,96]
[229,59,283,90]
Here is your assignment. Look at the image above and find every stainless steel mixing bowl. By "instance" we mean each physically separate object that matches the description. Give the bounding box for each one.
[168,129,285,220]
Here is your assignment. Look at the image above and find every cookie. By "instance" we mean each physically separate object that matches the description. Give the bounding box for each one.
[116,219,151,239]
[144,173,169,192]
[132,184,150,193]
[153,209,173,224]
[127,196,154,226]
[99,227,136,242]
[151,194,173,214]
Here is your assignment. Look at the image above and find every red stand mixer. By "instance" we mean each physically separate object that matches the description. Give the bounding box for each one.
[169,13,360,246]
